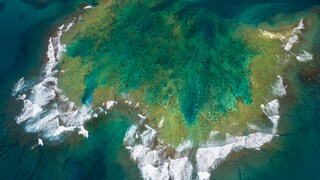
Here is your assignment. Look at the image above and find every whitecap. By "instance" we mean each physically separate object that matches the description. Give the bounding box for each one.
[38,138,43,146]
[124,125,138,148]
[83,5,92,10]
[12,77,25,96]
[125,100,133,106]
[105,100,117,109]
[78,126,89,138]
[272,75,286,97]
[157,116,164,128]
[30,79,56,107]
[284,19,304,51]
[52,126,77,138]
[140,125,156,147]
[138,114,147,121]
[16,100,43,124]
[260,29,285,40]
[16,94,26,100]
[296,50,313,62]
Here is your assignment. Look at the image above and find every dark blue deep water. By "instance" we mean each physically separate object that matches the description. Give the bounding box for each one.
[0,0,319,179]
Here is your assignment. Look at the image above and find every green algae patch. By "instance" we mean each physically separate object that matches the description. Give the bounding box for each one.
[58,56,92,106]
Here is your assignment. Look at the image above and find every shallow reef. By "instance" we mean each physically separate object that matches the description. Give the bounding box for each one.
[56,0,320,146]
[62,0,253,127]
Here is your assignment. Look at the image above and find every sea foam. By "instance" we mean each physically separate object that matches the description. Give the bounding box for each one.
[105,100,117,109]
[284,19,304,51]
[13,19,93,141]
[296,50,313,62]
[123,75,284,179]
[272,75,286,97]
[12,77,25,96]
[83,5,92,10]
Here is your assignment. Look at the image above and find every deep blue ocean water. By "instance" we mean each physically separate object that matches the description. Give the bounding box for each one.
[0,0,319,179]
[0,0,63,74]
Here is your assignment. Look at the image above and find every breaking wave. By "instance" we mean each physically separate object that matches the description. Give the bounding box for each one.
[296,50,313,62]
[284,19,304,51]
[123,96,281,179]
[124,122,194,180]
[272,75,286,97]
[12,19,94,142]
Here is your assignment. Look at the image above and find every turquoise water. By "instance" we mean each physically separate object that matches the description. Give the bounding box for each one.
[0,0,320,179]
